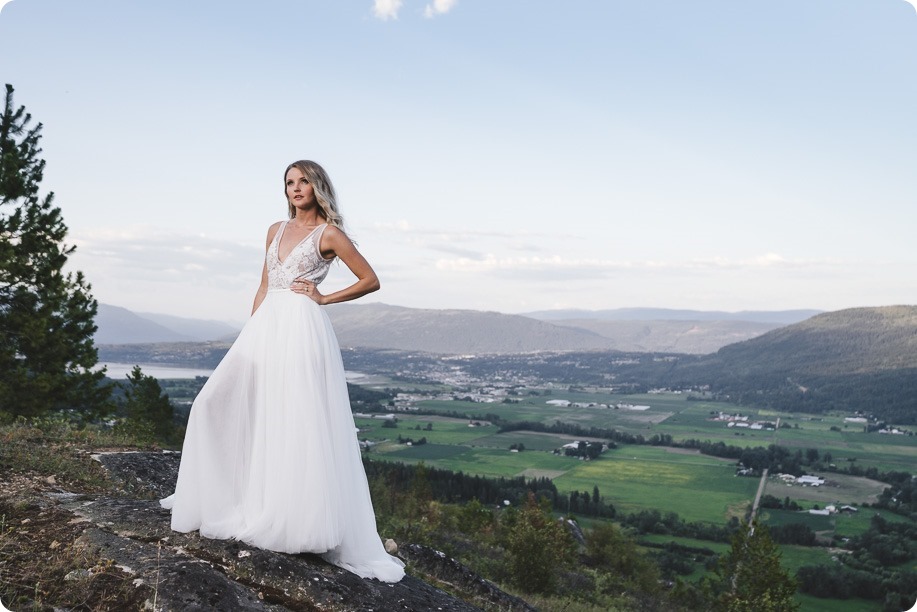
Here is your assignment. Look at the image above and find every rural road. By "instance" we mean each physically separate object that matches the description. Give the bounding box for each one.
[749,467,770,522]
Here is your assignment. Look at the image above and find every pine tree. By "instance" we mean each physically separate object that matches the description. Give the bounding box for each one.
[0,84,109,420]
[705,519,799,612]
[502,492,577,594]
[120,366,175,442]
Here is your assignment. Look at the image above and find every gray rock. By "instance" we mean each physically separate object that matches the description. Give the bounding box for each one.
[45,451,504,611]
[92,450,181,499]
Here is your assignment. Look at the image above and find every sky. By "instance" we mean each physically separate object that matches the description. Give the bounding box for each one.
[1,0,916,323]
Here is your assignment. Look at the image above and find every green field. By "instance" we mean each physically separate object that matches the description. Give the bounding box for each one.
[355,416,500,445]
[759,508,834,531]
[794,594,881,612]
[553,446,757,523]
[471,430,605,451]
[407,392,915,476]
[366,416,759,523]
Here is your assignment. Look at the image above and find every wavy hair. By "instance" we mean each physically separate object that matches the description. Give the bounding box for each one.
[284,160,345,231]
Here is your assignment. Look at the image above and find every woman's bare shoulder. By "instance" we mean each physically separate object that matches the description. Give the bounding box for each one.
[265,220,284,244]
[322,224,346,238]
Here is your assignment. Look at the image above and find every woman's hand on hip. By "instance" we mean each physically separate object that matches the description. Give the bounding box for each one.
[291,279,325,304]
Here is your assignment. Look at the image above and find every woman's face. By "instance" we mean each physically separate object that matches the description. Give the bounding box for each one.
[286,167,316,211]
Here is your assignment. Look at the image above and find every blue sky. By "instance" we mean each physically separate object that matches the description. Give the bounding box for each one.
[1,0,915,322]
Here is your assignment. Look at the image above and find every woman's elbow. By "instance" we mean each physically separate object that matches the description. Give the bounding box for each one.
[368,276,381,293]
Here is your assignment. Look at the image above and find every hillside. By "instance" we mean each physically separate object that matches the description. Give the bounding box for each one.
[668,306,917,423]
[704,305,917,377]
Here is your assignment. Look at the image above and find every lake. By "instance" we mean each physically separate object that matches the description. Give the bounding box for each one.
[100,362,370,381]
[100,363,214,380]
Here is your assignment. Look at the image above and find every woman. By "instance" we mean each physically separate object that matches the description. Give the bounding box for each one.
[161,160,405,583]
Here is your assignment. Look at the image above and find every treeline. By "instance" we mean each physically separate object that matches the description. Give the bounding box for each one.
[364,459,559,509]
[797,514,917,609]
[362,460,750,539]
[874,470,917,517]
[617,509,738,543]
[705,370,917,426]
[499,419,649,445]
[346,383,393,411]
[363,459,617,518]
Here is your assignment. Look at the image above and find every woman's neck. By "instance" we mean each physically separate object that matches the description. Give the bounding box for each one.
[290,211,324,228]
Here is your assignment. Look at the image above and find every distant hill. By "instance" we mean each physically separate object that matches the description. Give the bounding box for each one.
[550,319,781,355]
[697,305,917,377]
[669,306,917,423]
[325,303,616,353]
[95,305,194,344]
[524,307,821,324]
[95,304,241,344]
[135,311,241,342]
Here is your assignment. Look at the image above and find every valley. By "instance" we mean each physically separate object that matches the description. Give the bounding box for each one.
[93,305,917,611]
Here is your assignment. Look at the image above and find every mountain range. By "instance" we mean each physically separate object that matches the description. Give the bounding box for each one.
[94,304,240,344]
[94,303,820,355]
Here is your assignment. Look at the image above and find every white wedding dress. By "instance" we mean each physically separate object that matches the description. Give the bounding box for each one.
[161,221,405,583]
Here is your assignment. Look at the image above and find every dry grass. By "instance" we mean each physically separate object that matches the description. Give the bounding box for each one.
[0,485,152,611]
[0,418,157,611]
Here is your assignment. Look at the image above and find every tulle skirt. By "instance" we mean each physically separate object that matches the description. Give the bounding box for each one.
[160,289,404,583]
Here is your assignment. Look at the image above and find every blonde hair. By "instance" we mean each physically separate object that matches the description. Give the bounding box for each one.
[284,160,344,230]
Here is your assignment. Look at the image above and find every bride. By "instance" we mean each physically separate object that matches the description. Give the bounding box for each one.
[161,160,405,583]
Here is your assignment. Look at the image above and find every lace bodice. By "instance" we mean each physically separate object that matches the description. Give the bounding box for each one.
[266,221,334,290]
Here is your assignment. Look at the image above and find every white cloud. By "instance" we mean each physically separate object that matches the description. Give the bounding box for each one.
[373,0,403,20]
[434,253,843,274]
[68,226,262,284]
[424,0,458,18]
[371,220,413,231]
[369,220,559,241]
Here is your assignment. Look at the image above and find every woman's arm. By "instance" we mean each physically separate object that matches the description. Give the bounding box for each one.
[291,226,380,305]
[251,222,282,314]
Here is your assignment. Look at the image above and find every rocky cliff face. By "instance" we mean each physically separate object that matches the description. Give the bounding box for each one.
[6,451,532,611]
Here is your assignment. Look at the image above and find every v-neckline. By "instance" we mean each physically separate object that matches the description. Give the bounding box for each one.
[276,221,325,265]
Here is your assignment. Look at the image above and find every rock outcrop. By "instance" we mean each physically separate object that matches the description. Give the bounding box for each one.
[36,451,533,611]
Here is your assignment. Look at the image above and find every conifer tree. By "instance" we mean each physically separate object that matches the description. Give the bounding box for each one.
[502,492,577,594]
[0,84,109,420]
[705,519,799,612]
[120,366,175,442]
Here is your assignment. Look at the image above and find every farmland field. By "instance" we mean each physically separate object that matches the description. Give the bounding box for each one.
[552,446,758,523]
[365,415,760,524]
[360,390,912,526]
[351,390,913,612]
[761,472,888,506]
[405,392,915,475]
